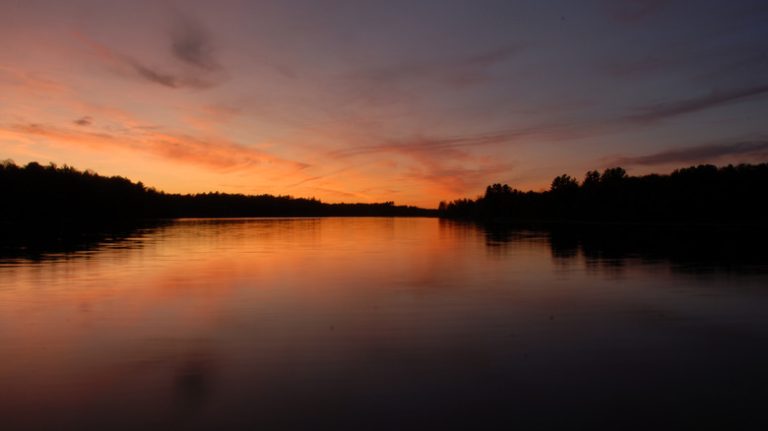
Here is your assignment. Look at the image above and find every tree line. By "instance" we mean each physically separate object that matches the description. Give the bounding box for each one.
[4,160,767,226]
[438,163,768,224]
[0,160,435,224]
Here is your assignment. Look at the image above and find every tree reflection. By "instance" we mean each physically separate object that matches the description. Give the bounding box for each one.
[478,222,768,274]
[0,220,169,261]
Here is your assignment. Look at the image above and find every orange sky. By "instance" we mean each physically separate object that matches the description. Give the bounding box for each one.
[2,1,767,207]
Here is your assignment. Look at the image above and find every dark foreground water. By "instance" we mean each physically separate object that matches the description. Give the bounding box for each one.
[1,218,768,430]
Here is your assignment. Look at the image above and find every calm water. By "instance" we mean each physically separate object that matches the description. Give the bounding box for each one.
[2,218,768,430]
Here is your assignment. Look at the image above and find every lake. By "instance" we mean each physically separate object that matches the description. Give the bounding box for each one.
[2,217,768,430]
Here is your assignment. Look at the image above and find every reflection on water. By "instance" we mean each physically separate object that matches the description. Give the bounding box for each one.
[473,220,768,274]
[1,218,768,430]
[0,220,170,262]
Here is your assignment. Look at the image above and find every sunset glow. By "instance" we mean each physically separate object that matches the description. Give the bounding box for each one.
[2,1,767,206]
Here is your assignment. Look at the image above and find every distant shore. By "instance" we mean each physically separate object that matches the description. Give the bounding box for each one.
[0,160,436,222]
[438,163,768,225]
[3,160,767,227]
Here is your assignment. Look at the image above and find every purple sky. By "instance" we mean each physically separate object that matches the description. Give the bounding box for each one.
[1,0,767,206]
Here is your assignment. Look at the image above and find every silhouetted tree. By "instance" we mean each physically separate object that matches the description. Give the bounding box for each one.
[485,183,512,198]
[600,167,627,183]
[0,161,435,226]
[582,170,601,188]
[438,163,768,224]
[550,175,578,193]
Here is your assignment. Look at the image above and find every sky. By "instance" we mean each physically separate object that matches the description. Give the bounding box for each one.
[1,0,767,207]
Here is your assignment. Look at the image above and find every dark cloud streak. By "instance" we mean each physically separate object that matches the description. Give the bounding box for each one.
[625,84,768,123]
[77,10,221,90]
[130,61,180,88]
[330,132,515,158]
[348,44,522,90]
[73,116,93,126]
[129,60,214,89]
[170,13,219,71]
[612,140,768,166]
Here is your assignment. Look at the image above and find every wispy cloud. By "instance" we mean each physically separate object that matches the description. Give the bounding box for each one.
[4,122,305,171]
[9,123,116,146]
[344,44,522,100]
[611,139,768,166]
[625,84,768,123]
[329,132,514,158]
[129,61,180,88]
[326,132,519,196]
[73,116,93,126]
[127,59,214,89]
[0,65,71,95]
[170,12,220,71]
[75,9,223,90]
[403,158,516,196]
[327,120,617,160]
[307,186,362,200]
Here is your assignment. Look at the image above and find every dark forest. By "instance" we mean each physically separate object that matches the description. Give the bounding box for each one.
[439,164,768,224]
[0,160,434,224]
[4,160,768,227]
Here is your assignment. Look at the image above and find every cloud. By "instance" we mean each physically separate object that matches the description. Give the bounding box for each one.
[76,32,209,89]
[326,132,519,196]
[625,84,768,123]
[0,66,71,95]
[403,159,516,196]
[75,10,222,90]
[9,123,116,145]
[442,45,522,87]
[128,59,214,89]
[284,165,358,188]
[463,46,521,69]
[142,132,310,171]
[307,186,362,200]
[129,61,180,88]
[73,116,93,126]
[344,44,522,98]
[611,140,768,166]
[329,132,514,158]
[326,121,610,160]
[3,122,306,171]
[170,13,219,71]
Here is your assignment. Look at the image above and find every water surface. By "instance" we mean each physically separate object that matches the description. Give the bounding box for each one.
[2,218,768,430]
